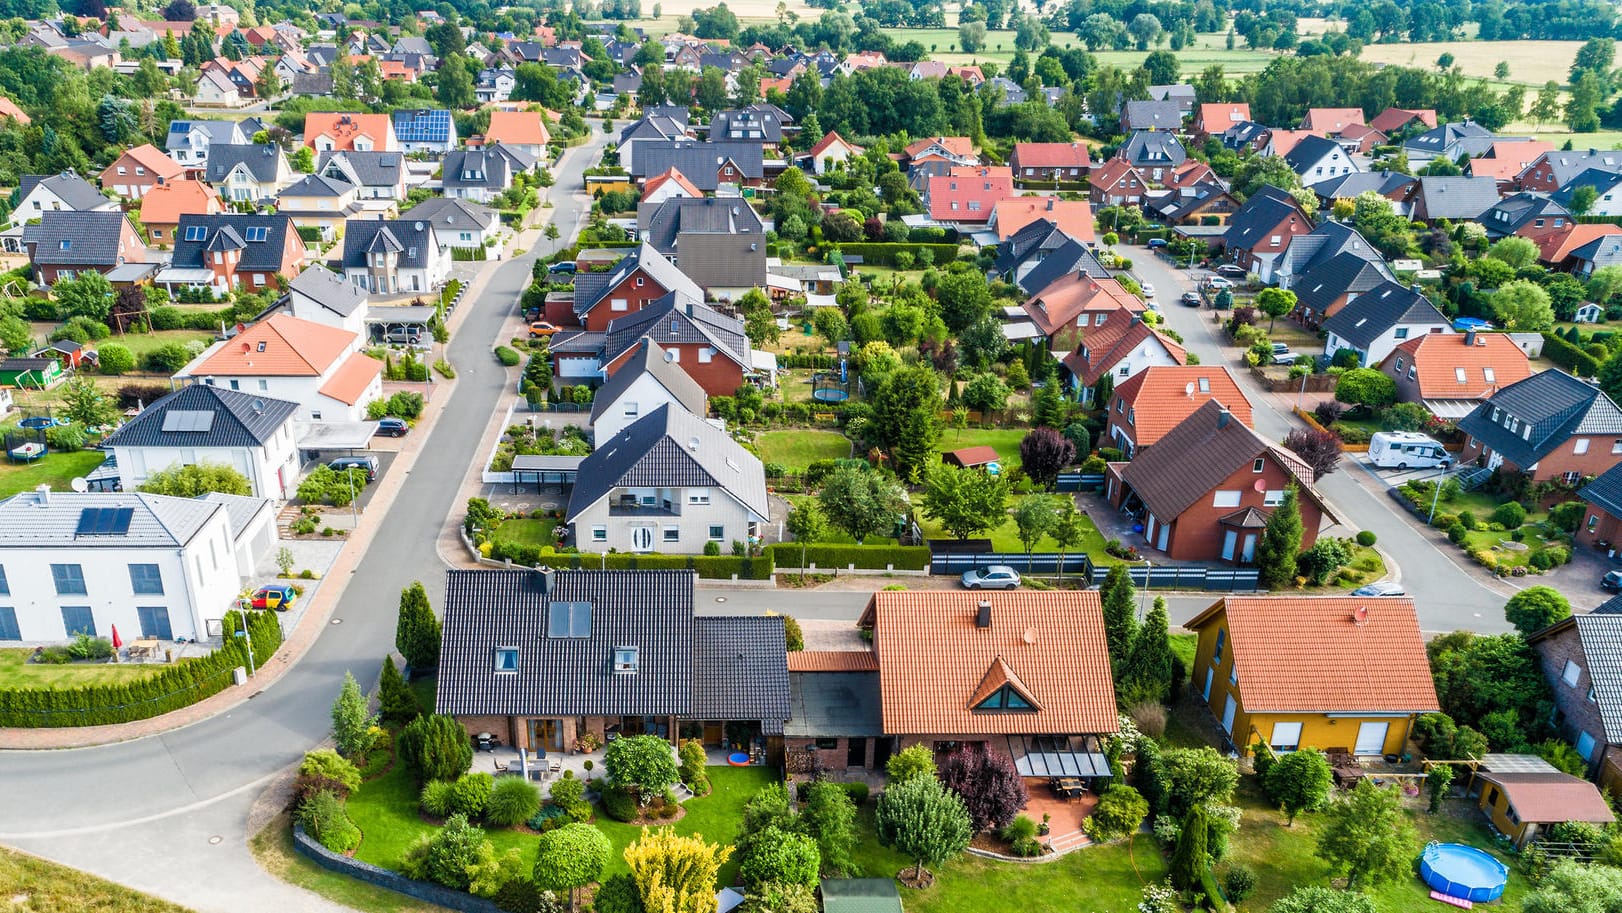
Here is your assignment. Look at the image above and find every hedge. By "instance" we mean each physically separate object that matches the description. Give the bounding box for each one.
[831,243,961,268]
[780,353,836,370]
[450,246,487,261]
[1542,331,1601,377]
[0,609,283,727]
[296,226,324,244]
[485,543,775,579]
[765,543,931,571]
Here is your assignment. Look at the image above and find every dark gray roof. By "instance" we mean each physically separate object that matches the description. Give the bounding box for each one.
[1294,252,1391,316]
[1220,120,1269,150]
[291,71,334,96]
[18,172,112,211]
[1570,234,1622,270]
[692,616,789,729]
[171,214,296,272]
[1552,168,1622,207]
[710,106,785,143]
[1403,121,1497,158]
[784,671,883,737]
[435,568,696,718]
[618,113,688,146]
[611,71,642,94]
[588,339,708,426]
[278,173,353,198]
[1526,150,1622,188]
[1283,134,1343,173]
[403,196,498,231]
[1309,170,1416,200]
[636,197,767,289]
[1117,131,1186,168]
[1481,192,1568,238]
[1321,281,1448,349]
[165,119,247,151]
[994,218,1076,276]
[1413,176,1501,221]
[287,264,367,317]
[441,148,516,192]
[316,150,407,188]
[1580,462,1622,519]
[549,330,606,354]
[205,143,287,185]
[633,140,764,188]
[22,211,133,266]
[1458,370,1622,468]
[567,403,769,521]
[1151,181,1235,222]
[984,77,1026,106]
[103,383,297,449]
[1121,100,1183,132]
[1015,238,1110,296]
[603,293,749,369]
[576,243,702,318]
[1280,221,1389,278]
[1225,185,1310,251]
[341,220,440,270]
[1540,611,1622,743]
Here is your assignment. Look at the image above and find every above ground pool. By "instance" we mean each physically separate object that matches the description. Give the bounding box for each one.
[727,752,751,766]
[1420,843,1509,903]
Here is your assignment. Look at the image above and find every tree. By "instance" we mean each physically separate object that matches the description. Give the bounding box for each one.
[397,714,473,785]
[1570,184,1600,217]
[1049,499,1086,585]
[1268,887,1378,913]
[874,774,974,883]
[331,671,376,758]
[938,748,1028,832]
[1118,596,1173,707]
[97,342,134,375]
[798,780,857,876]
[534,823,611,910]
[1084,784,1148,842]
[53,272,113,322]
[921,463,1008,540]
[1522,859,1622,913]
[1283,427,1343,477]
[1142,50,1179,86]
[1264,748,1332,825]
[379,656,420,725]
[957,21,986,52]
[0,315,32,353]
[696,65,729,112]
[1487,236,1539,269]
[605,734,679,798]
[1334,368,1398,411]
[1255,287,1296,331]
[1019,428,1075,489]
[1158,747,1239,818]
[1426,763,1454,814]
[1256,486,1304,589]
[255,64,282,100]
[161,0,195,19]
[886,744,936,784]
[55,376,115,428]
[1168,803,1210,891]
[784,500,827,578]
[1012,494,1056,561]
[1316,780,1418,889]
[933,270,993,333]
[1504,586,1572,637]
[137,461,252,496]
[437,53,475,108]
[739,827,819,887]
[395,581,441,670]
[1530,81,1563,128]
[1491,279,1555,332]
[1127,12,1163,50]
[960,372,1009,413]
[1099,564,1138,675]
[624,829,732,913]
[818,466,905,543]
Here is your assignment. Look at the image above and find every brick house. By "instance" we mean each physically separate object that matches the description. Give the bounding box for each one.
[1060,309,1187,403]
[1458,370,1622,483]
[1009,142,1091,183]
[926,169,1015,226]
[1379,330,1532,420]
[1576,465,1622,550]
[1222,186,1314,281]
[1193,103,1250,140]
[159,213,305,294]
[1105,366,1253,458]
[600,294,756,397]
[1107,400,1331,562]
[1019,273,1144,345]
[1527,604,1622,790]
[1088,159,1149,208]
[570,243,703,332]
[989,197,1095,243]
[98,144,184,199]
[22,210,146,284]
[138,180,223,245]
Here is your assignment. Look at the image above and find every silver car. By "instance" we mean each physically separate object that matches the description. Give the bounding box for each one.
[1351,581,1406,597]
[961,565,1021,589]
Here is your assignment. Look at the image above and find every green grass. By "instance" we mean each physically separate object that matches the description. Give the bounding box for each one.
[754,429,852,470]
[918,502,1115,561]
[0,449,110,498]
[106,329,214,359]
[0,648,165,688]
[489,518,560,549]
[250,812,445,913]
[592,765,776,883]
[937,428,1028,472]
[1168,633,1196,673]
[0,845,196,913]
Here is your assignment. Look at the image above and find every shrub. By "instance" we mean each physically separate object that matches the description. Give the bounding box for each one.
[548,776,593,821]
[1084,784,1149,842]
[45,423,85,452]
[1493,501,1527,528]
[397,714,474,785]
[297,789,361,854]
[1448,523,1467,544]
[97,342,134,375]
[601,784,638,822]
[298,748,362,798]
[1222,863,1257,903]
[495,346,522,366]
[678,739,706,787]
[142,341,195,373]
[424,814,488,890]
[450,772,494,818]
[421,779,457,817]
[486,777,542,827]
[1355,530,1377,547]
[1457,511,1479,531]
[739,826,821,887]
[841,781,870,805]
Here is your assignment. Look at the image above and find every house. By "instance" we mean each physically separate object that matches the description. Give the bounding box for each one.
[1467,140,1556,190]
[158,214,304,295]
[1193,103,1250,139]
[1290,252,1395,328]
[435,568,788,755]
[101,384,300,500]
[857,590,1117,777]
[1553,168,1622,217]
[475,67,516,103]
[22,209,146,285]
[636,197,766,300]
[193,66,247,107]
[285,264,369,335]
[391,109,456,155]
[178,313,382,422]
[204,143,294,203]
[1407,176,1502,223]
[927,169,1015,226]
[315,150,410,205]
[1308,170,1416,209]
[1403,121,1500,164]
[1369,107,1437,135]
[10,172,117,229]
[0,488,274,644]
[1009,142,1091,183]
[1060,308,1187,402]
[1299,107,1365,135]
[1108,401,1329,561]
[1184,596,1439,756]
[1150,181,1241,227]
[1570,234,1622,279]
[403,197,501,252]
[598,294,760,397]
[783,649,884,771]
[903,136,976,169]
[588,339,708,443]
[303,112,398,153]
[1121,99,1183,132]
[634,140,764,191]
[340,219,451,297]
[1458,369,1622,483]
[1518,149,1622,193]
[989,197,1095,243]
[709,105,788,148]
[1019,274,1144,343]
[139,180,222,245]
[567,404,767,553]
[982,77,1025,106]
[1536,222,1622,271]
[1529,598,1622,787]
[1115,132,1186,182]
[1105,366,1253,458]
[482,110,551,158]
[1473,755,1616,848]
[1283,135,1358,183]
[615,111,691,173]
[640,167,705,205]
[98,145,184,199]
[275,174,360,238]
[1482,192,1571,240]
[1380,329,1532,420]
[1223,186,1314,281]
[1219,120,1271,155]
[440,146,536,203]
[805,131,863,175]
[992,219,1108,293]
[1089,159,1149,208]
[571,244,704,332]
[1322,283,1451,367]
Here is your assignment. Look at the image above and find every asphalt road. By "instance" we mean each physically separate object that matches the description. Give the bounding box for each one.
[1131,250,1513,633]
[0,125,616,912]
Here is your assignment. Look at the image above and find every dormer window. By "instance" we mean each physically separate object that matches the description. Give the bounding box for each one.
[613,646,639,674]
[974,685,1034,711]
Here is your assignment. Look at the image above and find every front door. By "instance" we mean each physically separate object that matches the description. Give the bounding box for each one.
[1355,721,1390,755]
[847,738,867,768]
[703,722,724,745]
[631,526,654,551]
[1221,695,1237,734]
[1221,530,1237,561]
[873,736,894,770]
[1156,520,1169,551]
[527,719,564,752]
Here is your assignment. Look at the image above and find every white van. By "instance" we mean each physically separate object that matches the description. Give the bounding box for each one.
[1368,431,1452,470]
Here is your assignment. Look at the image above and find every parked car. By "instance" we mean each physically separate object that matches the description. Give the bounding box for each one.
[1140,282,1156,298]
[1351,581,1406,597]
[1147,238,1168,249]
[251,584,296,611]
[1180,292,1203,307]
[1204,276,1235,290]
[384,328,421,345]
[1214,264,1248,278]
[1270,343,1298,365]
[529,321,559,338]
[961,565,1021,590]
[547,261,578,274]
[327,456,379,481]
[1603,570,1622,593]
[375,418,408,438]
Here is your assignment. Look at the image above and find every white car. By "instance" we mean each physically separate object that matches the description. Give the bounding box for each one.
[961,565,1021,590]
[1204,276,1234,289]
[1140,282,1156,298]
[1352,581,1406,597]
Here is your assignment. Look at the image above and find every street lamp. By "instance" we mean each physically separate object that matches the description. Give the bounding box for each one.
[1427,466,1455,525]
[236,608,256,678]
[1139,560,1152,622]
[347,468,358,527]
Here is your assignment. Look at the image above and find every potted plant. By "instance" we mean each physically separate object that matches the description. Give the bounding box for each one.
[1038,813,1051,836]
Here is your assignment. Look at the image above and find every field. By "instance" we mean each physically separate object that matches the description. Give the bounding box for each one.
[0,647,164,688]
[754,429,852,469]
[0,845,195,913]
[1357,39,1601,87]
[924,29,1281,73]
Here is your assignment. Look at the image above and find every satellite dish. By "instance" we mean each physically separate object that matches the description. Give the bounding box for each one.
[1185,382,1195,396]
[70,477,89,493]
[1253,478,1267,492]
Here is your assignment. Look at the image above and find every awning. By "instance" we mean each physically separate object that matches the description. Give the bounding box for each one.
[365,305,437,326]
[294,420,379,451]
[1424,399,1480,419]
[1006,735,1113,778]
[750,350,778,375]
[512,454,582,485]
[105,263,158,283]
[1002,319,1042,341]
[154,267,216,284]
[969,229,999,247]
[803,293,838,308]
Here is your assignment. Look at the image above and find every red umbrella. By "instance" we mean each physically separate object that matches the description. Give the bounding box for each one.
[110,625,123,649]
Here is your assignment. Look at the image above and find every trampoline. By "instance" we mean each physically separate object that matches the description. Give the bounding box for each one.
[1420,843,1508,903]
[811,371,851,402]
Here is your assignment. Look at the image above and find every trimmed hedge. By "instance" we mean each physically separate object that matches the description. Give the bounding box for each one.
[450,246,487,261]
[0,609,283,727]
[780,353,836,370]
[1542,331,1601,376]
[764,543,931,571]
[295,226,324,244]
[832,242,960,267]
[485,543,775,579]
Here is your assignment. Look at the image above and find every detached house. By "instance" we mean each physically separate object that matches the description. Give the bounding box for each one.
[165,119,249,169]
[177,313,382,422]
[1089,159,1148,208]
[303,112,398,152]
[101,384,300,500]
[340,219,452,296]
[391,108,456,155]
[989,197,1095,243]
[588,339,708,442]
[993,219,1108,294]
[99,144,184,199]
[1223,186,1314,281]
[1380,330,1532,420]
[316,150,411,206]
[1019,274,1144,344]
[570,244,703,332]
[1283,135,1358,183]
[1194,103,1250,139]
[441,146,536,204]
[1106,366,1252,458]
[482,110,552,158]
[1186,596,1440,756]
[1115,132,1186,182]
[204,143,294,203]
[1321,282,1451,368]
[1061,308,1187,402]
[1458,369,1622,483]
[403,197,501,252]
[158,214,304,294]
[1010,142,1091,184]
[22,211,146,284]
[139,180,223,244]
[1403,121,1498,165]
[637,197,767,300]
[903,136,976,169]
[1107,400,1330,562]
[10,172,117,229]
[275,174,361,238]
[805,131,863,175]
[634,140,764,192]
[285,264,368,335]
[927,169,1014,226]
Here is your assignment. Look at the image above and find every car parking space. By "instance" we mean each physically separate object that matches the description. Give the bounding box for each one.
[1353,454,1450,490]
[299,449,397,511]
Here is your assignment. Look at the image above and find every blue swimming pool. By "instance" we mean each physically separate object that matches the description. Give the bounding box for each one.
[1420,842,1508,902]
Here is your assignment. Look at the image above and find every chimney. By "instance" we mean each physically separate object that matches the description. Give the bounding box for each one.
[1046,198,1054,211]
[976,600,991,629]
[536,565,555,594]
[1217,408,1232,429]
[1465,329,1477,347]
[1411,284,1424,296]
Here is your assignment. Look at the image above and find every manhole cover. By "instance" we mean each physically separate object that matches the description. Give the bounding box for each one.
[714,596,728,604]
[208,835,222,845]
[331,618,343,625]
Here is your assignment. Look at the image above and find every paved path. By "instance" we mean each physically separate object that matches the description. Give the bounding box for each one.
[0,125,616,912]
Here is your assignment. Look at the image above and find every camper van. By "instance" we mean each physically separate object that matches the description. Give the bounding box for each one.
[1369,431,1452,470]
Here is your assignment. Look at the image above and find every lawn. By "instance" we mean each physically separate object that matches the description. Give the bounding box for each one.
[937,428,1028,473]
[490,517,560,549]
[0,647,165,688]
[755,429,851,470]
[0,844,195,913]
[916,501,1116,563]
[251,813,446,913]
[0,449,110,498]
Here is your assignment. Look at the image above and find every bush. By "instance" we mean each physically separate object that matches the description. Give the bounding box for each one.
[297,789,361,854]
[44,423,85,452]
[600,785,638,822]
[1084,784,1149,842]
[548,776,593,822]
[1541,331,1602,376]
[495,346,522,366]
[1355,530,1377,547]
[841,781,870,805]
[1549,501,1586,533]
[97,342,134,375]
[298,748,362,798]
[486,777,542,827]
[397,714,474,785]
[142,341,195,373]
[421,779,457,817]
[1492,501,1527,529]
[1457,511,1478,531]
[1448,523,1468,544]
[449,772,494,818]
[423,814,488,890]
[1222,863,1257,903]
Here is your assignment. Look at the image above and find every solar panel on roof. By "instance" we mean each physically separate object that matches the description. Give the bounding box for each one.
[75,507,134,536]
[160,410,216,432]
[395,109,451,143]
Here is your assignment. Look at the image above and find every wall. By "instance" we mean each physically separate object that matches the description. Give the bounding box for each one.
[1477,783,1533,848]
[570,493,755,555]
[591,372,686,442]
[1246,712,1414,758]
[582,268,669,331]
[603,342,745,399]
[1533,624,1610,775]
[291,824,506,913]
[784,735,877,771]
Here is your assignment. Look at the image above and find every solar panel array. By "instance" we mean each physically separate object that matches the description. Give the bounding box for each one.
[547,601,593,638]
[75,507,134,536]
[160,410,216,433]
[395,109,452,144]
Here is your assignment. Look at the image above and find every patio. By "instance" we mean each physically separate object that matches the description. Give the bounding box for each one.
[466,740,774,787]
[1024,781,1099,854]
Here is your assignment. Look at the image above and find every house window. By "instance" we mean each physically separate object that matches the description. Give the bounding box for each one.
[1563,659,1583,687]
[1576,438,1590,454]
[1263,490,1285,507]
[258,380,268,391]
[1117,366,1129,377]
[663,526,680,542]
[1394,357,1405,374]
[1270,722,1303,752]
[1116,399,1125,413]
[698,347,714,363]
[1394,328,1409,340]
[51,564,86,596]
[591,526,607,542]
[1252,458,1265,473]
[1229,664,1238,684]
[1095,313,1108,326]
[1198,377,1210,393]
[129,564,163,595]
[1127,408,1135,425]
[1577,730,1597,761]
[1213,490,1241,508]
[61,606,95,638]
[1270,235,1282,245]
[687,491,710,505]
[635,276,645,287]
[0,566,8,595]
[1483,367,1495,383]
[624,402,639,418]
[1212,629,1225,664]
[1590,513,1600,531]
[493,646,519,672]
[1612,440,1622,455]
[613,646,639,674]
[709,525,725,541]
[229,380,240,390]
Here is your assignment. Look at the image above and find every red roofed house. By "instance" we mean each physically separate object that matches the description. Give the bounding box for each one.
[483,110,551,158]
[927,169,1014,226]
[1107,400,1332,563]
[99,143,185,199]
[1193,103,1249,138]
[1088,159,1149,208]
[1009,142,1092,183]
[1369,107,1437,135]
[0,96,30,125]
[990,196,1095,243]
[1335,123,1388,154]
[1020,274,1143,344]
[904,136,977,168]
[1536,222,1622,269]
[1106,365,1253,458]
[1165,160,1217,190]
[946,65,984,85]
[176,313,383,422]
[1186,595,1439,757]
[303,112,398,153]
[806,131,864,175]
[1469,140,1556,190]
[640,167,704,204]
[1300,107,1365,135]
[138,180,223,244]
[1379,330,1532,420]
[1061,307,1187,402]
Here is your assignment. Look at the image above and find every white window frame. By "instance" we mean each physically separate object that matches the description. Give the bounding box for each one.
[1270,722,1303,752]
[1213,490,1242,508]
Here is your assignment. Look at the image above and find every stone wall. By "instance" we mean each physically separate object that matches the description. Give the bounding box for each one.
[291,823,505,913]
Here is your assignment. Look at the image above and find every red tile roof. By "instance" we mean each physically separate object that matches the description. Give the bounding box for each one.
[0,96,32,125]
[1111,366,1254,447]
[1300,107,1366,133]
[1369,107,1437,133]
[867,590,1118,736]
[808,130,862,159]
[303,112,394,151]
[1538,223,1622,263]
[992,197,1095,242]
[641,167,703,200]
[1061,309,1187,386]
[787,651,880,672]
[317,352,384,405]
[927,170,1014,223]
[1383,332,1532,401]
[192,314,359,377]
[485,110,550,147]
[100,143,184,188]
[1468,140,1556,182]
[1012,142,1092,170]
[1186,596,1441,714]
[137,180,221,225]
[1089,158,1146,194]
[1195,103,1249,133]
[1021,274,1143,336]
[905,135,974,160]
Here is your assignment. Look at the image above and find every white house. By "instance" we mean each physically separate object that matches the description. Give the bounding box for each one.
[204,143,294,203]
[176,313,384,422]
[1285,135,1359,184]
[102,383,302,500]
[339,219,453,297]
[285,264,369,335]
[402,197,502,252]
[567,403,767,554]
[588,339,708,443]
[10,172,117,229]
[165,119,249,169]
[1322,281,1454,368]
[0,488,274,644]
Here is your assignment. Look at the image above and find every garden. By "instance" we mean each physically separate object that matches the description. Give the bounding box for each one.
[1396,475,1578,577]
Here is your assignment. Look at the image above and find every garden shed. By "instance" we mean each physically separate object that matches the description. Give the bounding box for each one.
[0,358,63,388]
[942,446,1000,470]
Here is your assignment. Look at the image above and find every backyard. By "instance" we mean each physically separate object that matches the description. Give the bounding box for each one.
[755,429,852,470]
[0,647,164,688]
[0,450,110,498]
[489,517,561,550]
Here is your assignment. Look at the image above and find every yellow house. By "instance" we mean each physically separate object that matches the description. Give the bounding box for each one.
[275,173,365,240]
[1186,596,1440,758]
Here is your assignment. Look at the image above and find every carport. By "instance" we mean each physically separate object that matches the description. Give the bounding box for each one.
[294,420,377,461]
[365,305,437,343]
[511,454,583,490]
